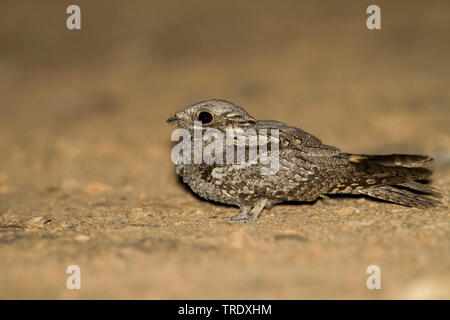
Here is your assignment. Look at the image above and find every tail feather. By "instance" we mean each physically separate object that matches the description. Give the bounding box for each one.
[358,185,441,208]
[347,153,433,187]
[327,164,432,192]
[347,153,433,168]
[396,181,441,197]
[327,153,440,208]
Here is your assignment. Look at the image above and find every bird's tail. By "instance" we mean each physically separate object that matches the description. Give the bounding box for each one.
[328,153,441,208]
[346,153,433,168]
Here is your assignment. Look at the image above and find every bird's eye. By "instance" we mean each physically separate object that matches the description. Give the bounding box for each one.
[197,111,214,125]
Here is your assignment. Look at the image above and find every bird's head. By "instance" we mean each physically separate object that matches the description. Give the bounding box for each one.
[167,99,256,132]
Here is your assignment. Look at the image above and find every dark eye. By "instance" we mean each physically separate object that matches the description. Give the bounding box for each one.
[197,111,214,124]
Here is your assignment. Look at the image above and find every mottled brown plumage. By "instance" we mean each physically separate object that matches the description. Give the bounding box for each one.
[167,99,440,222]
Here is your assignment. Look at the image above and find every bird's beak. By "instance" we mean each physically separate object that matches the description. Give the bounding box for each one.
[166,115,179,124]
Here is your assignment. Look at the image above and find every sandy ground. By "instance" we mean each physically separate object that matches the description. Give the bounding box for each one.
[0,0,449,299]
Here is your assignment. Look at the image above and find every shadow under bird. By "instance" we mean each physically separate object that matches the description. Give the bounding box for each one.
[167,99,441,222]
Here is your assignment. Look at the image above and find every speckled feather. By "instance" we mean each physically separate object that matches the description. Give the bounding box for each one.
[168,99,441,222]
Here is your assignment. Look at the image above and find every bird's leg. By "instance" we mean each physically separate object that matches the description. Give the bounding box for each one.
[225,199,268,223]
[246,199,268,223]
[225,205,251,222]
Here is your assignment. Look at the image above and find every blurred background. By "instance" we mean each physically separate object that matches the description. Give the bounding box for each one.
[0,0,449,299]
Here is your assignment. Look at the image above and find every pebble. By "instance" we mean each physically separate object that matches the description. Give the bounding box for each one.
[26,216,50,227]
[74,234,90,242]
[83,182,113,195]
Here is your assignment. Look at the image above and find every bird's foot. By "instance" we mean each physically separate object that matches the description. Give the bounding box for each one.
[225,213,251,222]
[224,199,268,223]
[225,206,251,222]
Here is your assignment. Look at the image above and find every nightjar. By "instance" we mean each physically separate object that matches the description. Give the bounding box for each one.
[167,99,440,222]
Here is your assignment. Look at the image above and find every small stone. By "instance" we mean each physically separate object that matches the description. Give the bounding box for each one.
[83,182,113,195]
[60,222,71,229]
[360,220,374,226]
[74,234,90,242]
[26,216,50,227]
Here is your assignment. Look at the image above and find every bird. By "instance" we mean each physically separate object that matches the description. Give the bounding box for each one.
[167,99,441,222]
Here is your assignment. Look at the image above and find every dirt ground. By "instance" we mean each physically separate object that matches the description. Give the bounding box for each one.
[0,1,449,299]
